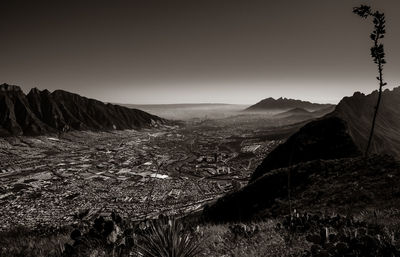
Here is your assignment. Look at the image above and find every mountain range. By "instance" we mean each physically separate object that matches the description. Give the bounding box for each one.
[251,86,400,181]
[203,86,400,222]
[0,83,165,136]
[245,97,334,112]
[273,106,335,120]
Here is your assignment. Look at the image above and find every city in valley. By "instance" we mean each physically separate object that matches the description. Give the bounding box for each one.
[0,107,306,230]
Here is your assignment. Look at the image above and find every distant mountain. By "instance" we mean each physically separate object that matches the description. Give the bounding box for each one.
[0,84,51,136]
[274,107,311,118]
[251,86,400,181]
[202,87,400,222]
[249,87,400,182]
[0,83,165,136]
[271,106,335,124]
[311,105,336,116]
[245,97,334,112]
[273,107,316,121]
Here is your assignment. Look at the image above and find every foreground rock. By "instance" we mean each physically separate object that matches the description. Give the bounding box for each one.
[0,83,165,136]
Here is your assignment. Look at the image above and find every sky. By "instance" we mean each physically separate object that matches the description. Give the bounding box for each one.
[1,0,399,104]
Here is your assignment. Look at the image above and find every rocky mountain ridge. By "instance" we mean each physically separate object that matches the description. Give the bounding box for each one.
[245,97,334,112]
[0,83,165,136]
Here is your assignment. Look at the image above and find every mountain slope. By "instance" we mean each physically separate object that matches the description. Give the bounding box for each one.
[273,108,312,118]
[335,88,400,157]
[203,155,400,222]
[0,84,52,136]
[251,87,400,181]
[202,87,400,223]
[0,83,165,136]
[245,97,333,112]
[27,88,69,131]
[250,115,361,181]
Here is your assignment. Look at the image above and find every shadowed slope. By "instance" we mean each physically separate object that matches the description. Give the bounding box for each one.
[335,88,400,157]
[203,155,400,223]
[0,84,52,136]
[251,87,400,182]
[202,87,400,223]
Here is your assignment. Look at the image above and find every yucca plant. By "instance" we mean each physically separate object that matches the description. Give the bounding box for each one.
[137,218,202,257]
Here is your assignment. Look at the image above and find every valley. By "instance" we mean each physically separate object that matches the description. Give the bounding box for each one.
[0,112,299,231]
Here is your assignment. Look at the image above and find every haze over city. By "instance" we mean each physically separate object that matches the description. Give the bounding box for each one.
[1,0,399,104]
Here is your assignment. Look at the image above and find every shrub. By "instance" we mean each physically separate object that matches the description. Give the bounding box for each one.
[136,217,201,257]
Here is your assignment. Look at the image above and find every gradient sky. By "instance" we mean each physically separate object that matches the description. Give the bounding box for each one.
[1,0,399,104]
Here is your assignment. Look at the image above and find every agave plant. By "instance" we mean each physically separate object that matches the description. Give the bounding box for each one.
[353,5,388,156]
[137,218,201,257]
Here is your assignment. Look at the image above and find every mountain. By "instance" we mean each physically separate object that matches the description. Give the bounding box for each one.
[335,88,400,158]
[0,84,52,136]
[0,83,165,136]
[273,107,335,122]
[273,107,312,118]
[251,86,400,181]
[245,97,334,112]
[249,115,361,181]
[202,87,400,222]
[27,88,69,131]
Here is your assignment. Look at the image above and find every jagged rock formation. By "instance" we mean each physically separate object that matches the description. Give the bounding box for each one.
[0,84,51,136]
[27,88,69,131]
[251,87,400,181]
[0,83,165,136]
[203,155,400,222]
[245,97,333,112]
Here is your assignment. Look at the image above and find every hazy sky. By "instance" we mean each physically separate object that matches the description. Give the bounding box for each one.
[1,0,399,104]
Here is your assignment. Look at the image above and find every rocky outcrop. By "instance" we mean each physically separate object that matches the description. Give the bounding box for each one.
[0,84,51,136]
[27,88,69,131]
[0,83,165,136]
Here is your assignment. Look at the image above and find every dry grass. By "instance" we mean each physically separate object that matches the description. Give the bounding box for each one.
[1,209,399,256]
[0,226,69,257]
[198,220,309,257]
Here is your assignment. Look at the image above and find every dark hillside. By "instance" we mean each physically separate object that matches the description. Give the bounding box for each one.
[251,87,400,181]
[203,155,400,223]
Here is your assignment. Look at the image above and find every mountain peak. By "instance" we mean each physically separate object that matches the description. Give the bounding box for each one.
[246,97,333,111]
[251,86,400,182]
[0,83,22,92]
[0,84,166,136]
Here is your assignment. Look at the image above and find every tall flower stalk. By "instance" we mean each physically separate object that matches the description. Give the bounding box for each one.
[353,5,387,156]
